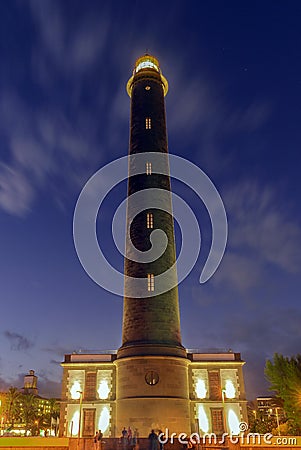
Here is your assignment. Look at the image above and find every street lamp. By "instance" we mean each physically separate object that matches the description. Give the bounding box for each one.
[77,391,83,450]
[0,416,4,436]
[222,389,227,434]
[275,407,280,436]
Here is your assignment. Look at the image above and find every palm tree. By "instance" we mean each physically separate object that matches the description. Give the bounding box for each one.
[49,398,60,436]
[39,398,60,436]
[6,387,21,427]
[48,398,60,419]
[20,394,38,435]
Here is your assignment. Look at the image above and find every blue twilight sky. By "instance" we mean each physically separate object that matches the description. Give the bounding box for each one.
[0,0,301,400]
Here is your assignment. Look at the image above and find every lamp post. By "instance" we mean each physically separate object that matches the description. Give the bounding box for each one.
[0,399,2,437]
[222,389,227,434]
[275,407,280,436]
[195,418,200,450]
[77,391,83,450]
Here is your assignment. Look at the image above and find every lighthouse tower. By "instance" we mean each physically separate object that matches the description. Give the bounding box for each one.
[115,54,190,435]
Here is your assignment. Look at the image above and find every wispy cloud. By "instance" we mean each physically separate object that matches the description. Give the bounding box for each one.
[167,70,271,138]
[189,177,301,297]
[42,345,71,357]
[0,88,102,216]
[0,369,61,398]
[29,0,110,76]
[36,369,62,397]
[212,252,263,292]
[0,164,34,216]
[225,180,301,273]
[0,373,25,391]
[0,2,130,217]
[50,359,61,365]
[189,307,301,399]
[0,376,10,391]
[223,101,271,133]
[4,331,34,351]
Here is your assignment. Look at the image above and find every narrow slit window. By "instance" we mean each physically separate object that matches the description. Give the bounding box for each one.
[146,162,152,175]
[147,273,155,292]
[145,117,152,129]
[147,213,153,229]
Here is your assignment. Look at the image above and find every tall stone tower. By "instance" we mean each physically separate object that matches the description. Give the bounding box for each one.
[22,369,38,395]
[115,54,191,435]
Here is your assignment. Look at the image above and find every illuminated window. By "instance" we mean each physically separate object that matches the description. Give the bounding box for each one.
[228,409,240,435]
[145,117,151,129]
[197,404,209,433]
[147,273,155,292]
[146,162,152,175]
[147,212,153,229]
[136,60,159,73]
[69,410,80,436]
[70,381,81,400]
[145,85,151,91]
[98,406,110,433]
[98,380,110,399]
[195,379,207,399]
[224,380,236,399]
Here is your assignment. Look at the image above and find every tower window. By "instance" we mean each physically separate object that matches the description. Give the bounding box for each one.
[145,85,151,91]
[146,162,152,175]
[147,213,153,229]
[145,117,152,129]
[147,273,155,292]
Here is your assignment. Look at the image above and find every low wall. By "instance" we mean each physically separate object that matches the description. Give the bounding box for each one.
[0,436,300,450]
[0,436,69,448]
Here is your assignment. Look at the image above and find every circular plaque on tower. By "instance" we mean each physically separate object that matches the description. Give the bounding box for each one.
[145,371,159,386]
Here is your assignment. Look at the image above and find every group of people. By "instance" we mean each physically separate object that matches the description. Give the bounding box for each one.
[94,429,103,449]
[95,427,193,450]
[121,427,138,448]
[121,427,165,450]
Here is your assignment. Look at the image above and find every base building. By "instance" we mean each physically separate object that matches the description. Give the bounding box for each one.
[60,55,248,438]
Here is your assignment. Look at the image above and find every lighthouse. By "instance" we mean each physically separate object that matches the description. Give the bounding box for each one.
[115,54,190,434]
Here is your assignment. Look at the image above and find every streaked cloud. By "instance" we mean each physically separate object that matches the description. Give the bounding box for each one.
[36,372,61,398]
[4,331,34,351]
[29,0,110,75]
[225,180,301,273]
[0,2,127,217]
[42,345,72,357]
[0,164,34,216]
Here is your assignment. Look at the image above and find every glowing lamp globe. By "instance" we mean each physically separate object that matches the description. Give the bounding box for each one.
[126,54,168,97]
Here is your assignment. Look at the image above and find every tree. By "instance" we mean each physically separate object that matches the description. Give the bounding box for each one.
[48,398,60,419]
[248,409,277,434]
[38,398,60,436]
[6,387,21,427]
[20,394,38,435]
[265,353,301,435]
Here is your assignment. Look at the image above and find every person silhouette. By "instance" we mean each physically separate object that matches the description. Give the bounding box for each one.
[148,429,158,450]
